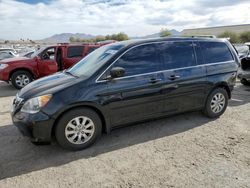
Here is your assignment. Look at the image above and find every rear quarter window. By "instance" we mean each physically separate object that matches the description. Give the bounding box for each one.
[88,46,99,54]
[67,46,84,58]
[200,41,234,64]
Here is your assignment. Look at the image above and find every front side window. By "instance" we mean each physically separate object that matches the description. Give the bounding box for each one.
[41,47,55,60]
[110,44,160,77]
[200,41,234,64]
[160,42,196,69]
[67,46,84,58]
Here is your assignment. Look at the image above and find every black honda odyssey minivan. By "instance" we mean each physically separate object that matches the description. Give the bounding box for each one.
[11,37,239,150]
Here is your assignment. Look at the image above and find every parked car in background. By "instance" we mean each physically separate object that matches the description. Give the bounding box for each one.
[0,43,108,89]
[235,43,250,85]
[234,44,249,59]
[0,51,18,60]
[0,48,18,55]
[11,37,239,150]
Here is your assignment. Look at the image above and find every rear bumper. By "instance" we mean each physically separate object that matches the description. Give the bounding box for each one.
[12,110,55,142]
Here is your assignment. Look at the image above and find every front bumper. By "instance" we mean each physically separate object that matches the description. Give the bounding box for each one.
[0,68,10,81]
[12,110,55,142]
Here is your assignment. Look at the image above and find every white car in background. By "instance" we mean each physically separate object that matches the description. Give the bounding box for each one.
[0,48,18,55]
[0,51,18,60]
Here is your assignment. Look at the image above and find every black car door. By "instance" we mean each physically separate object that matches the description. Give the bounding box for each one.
[102,43,166,127]
[159,41,207,113]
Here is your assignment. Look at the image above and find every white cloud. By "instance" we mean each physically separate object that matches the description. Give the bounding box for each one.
[0,0,249,39]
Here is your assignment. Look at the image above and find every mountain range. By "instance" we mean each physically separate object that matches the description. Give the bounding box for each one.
[39,29,181,43]
[41,33,96,43]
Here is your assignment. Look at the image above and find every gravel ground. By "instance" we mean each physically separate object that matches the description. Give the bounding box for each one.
[0,81,249,188]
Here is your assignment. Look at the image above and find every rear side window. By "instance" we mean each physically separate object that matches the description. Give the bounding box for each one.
[111,44,160,76]
[200,42,234,64]
[160,42,196,69]
[88,46,99,54]
[67,46,84,58]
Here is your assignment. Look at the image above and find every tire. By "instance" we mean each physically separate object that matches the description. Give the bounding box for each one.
[240,78,250,86]
[55,108,102,151]
[11,70,33,89]
[203,88,228,118]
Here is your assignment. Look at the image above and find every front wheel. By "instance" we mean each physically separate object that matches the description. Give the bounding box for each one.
[203,88,228,118]
[55,108,102,151]
[11,70,32,89]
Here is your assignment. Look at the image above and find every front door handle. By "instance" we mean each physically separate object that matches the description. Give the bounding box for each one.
[149,78,162,84]
[168,75,180,80]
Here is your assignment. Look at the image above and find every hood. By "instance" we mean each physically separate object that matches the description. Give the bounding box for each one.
[18,72,80,99]
[0,56,31,64]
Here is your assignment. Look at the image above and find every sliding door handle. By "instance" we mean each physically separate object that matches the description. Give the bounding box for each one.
[168,75,180,80]
[149,78,162,84]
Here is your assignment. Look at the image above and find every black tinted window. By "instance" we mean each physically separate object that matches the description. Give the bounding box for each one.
[160,42,196,69]
[67,46,84,58]
[88,47,99,54]
[112,44,160,76]
[200,42,233,64]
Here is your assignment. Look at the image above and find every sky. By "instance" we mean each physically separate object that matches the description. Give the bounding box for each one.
[0,0,250,40]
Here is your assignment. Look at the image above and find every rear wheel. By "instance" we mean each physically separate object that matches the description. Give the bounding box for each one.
[55,108,102,151]
[11,70,32,89]
[203,88,228,118]
[240,78,250,86]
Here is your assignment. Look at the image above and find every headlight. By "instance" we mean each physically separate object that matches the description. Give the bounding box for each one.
[21,94,52,114]
[0,64,8,69]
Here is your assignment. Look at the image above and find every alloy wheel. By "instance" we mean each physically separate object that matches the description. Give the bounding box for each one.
[15,74,30,87]
[210,93,225,114]
[65,116,95,144]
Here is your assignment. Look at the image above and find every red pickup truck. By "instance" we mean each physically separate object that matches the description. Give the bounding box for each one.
[0,43,102,89]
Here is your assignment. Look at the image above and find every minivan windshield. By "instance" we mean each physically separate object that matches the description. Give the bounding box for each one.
[66,43,125,77]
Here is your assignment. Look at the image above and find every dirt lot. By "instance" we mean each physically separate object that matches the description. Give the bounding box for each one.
[0,81,249,188]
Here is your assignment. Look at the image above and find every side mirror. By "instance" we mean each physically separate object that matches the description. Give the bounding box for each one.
[110,67,125,78]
